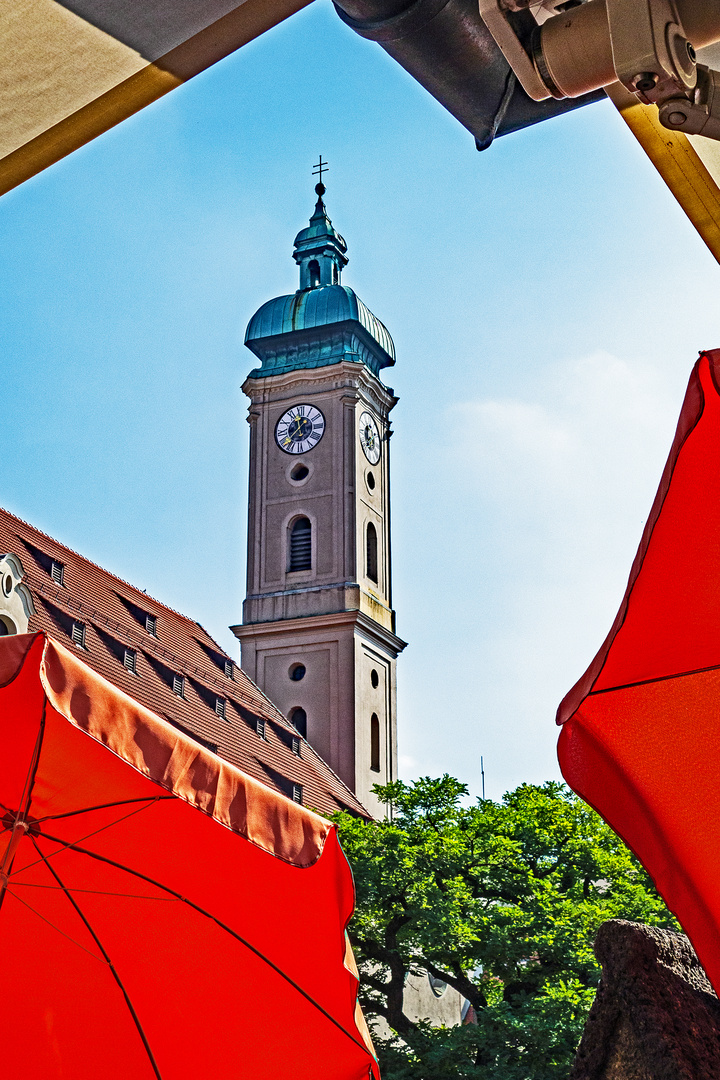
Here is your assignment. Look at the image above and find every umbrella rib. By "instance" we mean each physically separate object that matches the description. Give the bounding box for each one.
[588,657,720,696]
[18,695,47,818]
[39,830,374,1061]
[35,796,175,824]
[0,697,47,913]
[34,838,164,1080]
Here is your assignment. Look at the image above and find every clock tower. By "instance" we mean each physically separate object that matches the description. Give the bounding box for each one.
[232,178,406,816]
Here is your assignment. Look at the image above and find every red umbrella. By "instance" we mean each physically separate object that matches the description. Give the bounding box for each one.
[0,631,378,1079]
[557,348,720,992]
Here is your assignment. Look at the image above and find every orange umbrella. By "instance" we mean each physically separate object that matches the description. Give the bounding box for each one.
[557,348,720,992]
[0,632,377,1079]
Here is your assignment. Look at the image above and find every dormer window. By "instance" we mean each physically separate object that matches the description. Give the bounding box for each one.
[124,648,137,674]
[292,784,303,804]
[215,697,226,719]
[172,674,184,698]
[51,560,64,586]
[146,614,157,636]
[224,659,234,679]
[71,621,86,649]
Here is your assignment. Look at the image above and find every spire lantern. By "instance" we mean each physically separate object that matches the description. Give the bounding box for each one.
[292,159,348,290]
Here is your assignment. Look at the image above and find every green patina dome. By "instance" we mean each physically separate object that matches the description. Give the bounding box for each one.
[244,191,395,379]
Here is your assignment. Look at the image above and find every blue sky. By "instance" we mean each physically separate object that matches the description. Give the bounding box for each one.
[2,1,720,800]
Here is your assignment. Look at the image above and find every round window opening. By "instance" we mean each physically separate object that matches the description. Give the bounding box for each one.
[371,669,379,689]
[289,663,306,682]
[2,574,12,597]
[366,471,376,491]
[290,463,310,482]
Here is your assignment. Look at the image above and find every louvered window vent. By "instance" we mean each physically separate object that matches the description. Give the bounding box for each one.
[215,697,226,719]
[292,784,303,804]
[224,659,233,679]
[145,614,157,636]
[124,649,137,674]
[172,674,184,698]
[71,621,86,648]
[256,718,266,739]
[289,517,312,572]
[292,736,301,757]
[51,560,64,585]
[366,522,378,584]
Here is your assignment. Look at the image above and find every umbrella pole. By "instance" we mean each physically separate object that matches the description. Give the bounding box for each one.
[0,816,29,903]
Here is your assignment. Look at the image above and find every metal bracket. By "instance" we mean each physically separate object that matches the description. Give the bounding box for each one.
[478,0,551,100]
[606,0,696,103]
[478,0,720,142]
[658,64,720,139]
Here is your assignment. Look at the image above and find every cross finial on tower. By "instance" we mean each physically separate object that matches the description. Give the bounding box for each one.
[312,155,328,197]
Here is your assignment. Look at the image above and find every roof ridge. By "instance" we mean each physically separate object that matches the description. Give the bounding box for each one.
[3,503,216,638]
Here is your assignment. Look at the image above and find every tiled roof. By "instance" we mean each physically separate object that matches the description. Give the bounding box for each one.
[0,505,369,819]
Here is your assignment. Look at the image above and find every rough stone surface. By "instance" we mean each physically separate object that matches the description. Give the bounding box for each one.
[570,920,720,1080]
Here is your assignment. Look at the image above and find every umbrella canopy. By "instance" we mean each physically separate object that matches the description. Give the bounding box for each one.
[0,631,377,1079]
[557,347,720,992]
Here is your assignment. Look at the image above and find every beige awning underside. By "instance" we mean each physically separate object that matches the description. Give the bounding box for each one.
[0,0,310,196]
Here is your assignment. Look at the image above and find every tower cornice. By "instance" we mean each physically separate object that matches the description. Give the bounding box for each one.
[232,609,407,658]
[242,359,397,416]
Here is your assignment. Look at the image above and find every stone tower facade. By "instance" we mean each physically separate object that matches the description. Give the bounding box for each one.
[232,185,405,816]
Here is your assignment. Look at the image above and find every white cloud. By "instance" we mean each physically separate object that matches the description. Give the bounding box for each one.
[397,350,685,797]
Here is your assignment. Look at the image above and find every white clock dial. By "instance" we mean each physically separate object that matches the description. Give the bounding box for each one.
[275,404,325,455]
[359,411,381,465]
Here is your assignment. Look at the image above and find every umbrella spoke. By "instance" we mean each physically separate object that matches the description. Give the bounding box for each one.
[12,881,178,901]
[13,798,167,880]
[33,837,164,1080]
[35,796,175,825]
[38,830,373,1060]
[6,886,109,964]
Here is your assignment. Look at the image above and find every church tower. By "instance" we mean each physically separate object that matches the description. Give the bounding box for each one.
[232,174,406,816]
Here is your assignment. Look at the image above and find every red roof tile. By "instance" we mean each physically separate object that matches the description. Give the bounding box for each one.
[0,505,369,819]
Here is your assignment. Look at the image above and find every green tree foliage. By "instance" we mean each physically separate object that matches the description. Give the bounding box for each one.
[335,778,676,1079]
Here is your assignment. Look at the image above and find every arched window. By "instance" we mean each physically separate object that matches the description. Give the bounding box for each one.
[0,620,9,636]
[370,713,380,772]
[290,707,307,739]
[332,263,339,285]
[366,522,378,583]
[309,260,321,288]
[289,517,312,572]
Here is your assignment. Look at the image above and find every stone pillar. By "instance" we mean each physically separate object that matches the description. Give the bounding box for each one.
[570,919,720,1079]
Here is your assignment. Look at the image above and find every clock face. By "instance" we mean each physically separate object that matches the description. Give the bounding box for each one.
[359,411,381,465]
[275,404,325,455]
